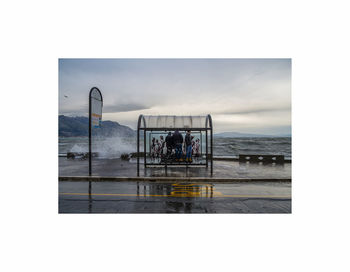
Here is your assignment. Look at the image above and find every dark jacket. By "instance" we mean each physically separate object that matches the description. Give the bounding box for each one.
[165,134,173,148]
[185,134,191,147]
[173,131,183,145]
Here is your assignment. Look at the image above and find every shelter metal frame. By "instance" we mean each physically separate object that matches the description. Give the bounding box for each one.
[137,115,213,176]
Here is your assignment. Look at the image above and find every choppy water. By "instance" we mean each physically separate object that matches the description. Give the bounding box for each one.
[213,137,291,159]
[59,136,291,159]
[59,136,136,159]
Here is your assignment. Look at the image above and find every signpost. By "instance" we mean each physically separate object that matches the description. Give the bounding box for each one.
[89,87,103,176]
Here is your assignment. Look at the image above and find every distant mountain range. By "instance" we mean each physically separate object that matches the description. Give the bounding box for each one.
[59,115,290,138]
[214,131,291,138]
[59,115,135,137]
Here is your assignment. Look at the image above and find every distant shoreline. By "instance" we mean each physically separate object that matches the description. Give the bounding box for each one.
[59,135,291,139]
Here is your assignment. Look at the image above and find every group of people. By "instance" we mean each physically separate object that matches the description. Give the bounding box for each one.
[150,130,200,163]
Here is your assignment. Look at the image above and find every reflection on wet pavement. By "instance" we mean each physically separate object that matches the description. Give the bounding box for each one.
[59,181,291,213]
[136,183,218,198]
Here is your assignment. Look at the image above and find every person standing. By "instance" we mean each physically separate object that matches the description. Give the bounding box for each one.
[165,132,173,155]
[173,130,183,161]
[185,130,192,162]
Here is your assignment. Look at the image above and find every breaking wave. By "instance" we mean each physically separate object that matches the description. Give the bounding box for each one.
[62,136,136,159]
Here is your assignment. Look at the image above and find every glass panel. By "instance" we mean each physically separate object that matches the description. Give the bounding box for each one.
[140,115,210,129]
[183,116,191,128]
[174,116,183,128]
[145,131,206,164]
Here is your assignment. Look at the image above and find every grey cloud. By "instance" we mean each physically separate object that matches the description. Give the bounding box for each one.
[103,103,150,113]
[214,105,291,115]
[59,59,291,133]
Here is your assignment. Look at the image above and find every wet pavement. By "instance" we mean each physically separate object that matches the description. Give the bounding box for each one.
[59,181,291,213]
[59,157,291,179]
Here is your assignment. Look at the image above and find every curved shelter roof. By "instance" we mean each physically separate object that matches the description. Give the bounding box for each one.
[138,115,212,130]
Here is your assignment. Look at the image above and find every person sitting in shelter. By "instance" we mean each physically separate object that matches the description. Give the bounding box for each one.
[173,130,183,161]
[159,135,165,156]
[192,138,200,161]
[155,139,161,161]
[194,138,200,157]
[150,137,156,161]
[185,130,193,162]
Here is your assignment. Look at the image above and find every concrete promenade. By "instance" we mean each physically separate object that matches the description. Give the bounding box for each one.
[59,157,291,179]
[59,157,291,213]
[59,181,291,213]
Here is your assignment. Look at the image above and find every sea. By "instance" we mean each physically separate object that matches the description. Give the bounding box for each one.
[59,136,291,160]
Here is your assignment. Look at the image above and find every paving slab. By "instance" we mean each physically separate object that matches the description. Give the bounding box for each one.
[59,181,291,213]
[59,157,291,179]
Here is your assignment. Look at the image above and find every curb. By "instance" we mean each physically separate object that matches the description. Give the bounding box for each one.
[59,176,291,183]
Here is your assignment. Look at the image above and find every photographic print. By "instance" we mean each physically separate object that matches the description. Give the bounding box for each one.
[59,58,291,213]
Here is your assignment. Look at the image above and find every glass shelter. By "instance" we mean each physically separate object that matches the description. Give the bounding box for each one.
[137,115,213,176]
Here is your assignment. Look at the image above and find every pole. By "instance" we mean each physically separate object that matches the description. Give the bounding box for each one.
[200,131,202,156]
[210,127,213,175]
[206,130,208,168]
[144,130,147,169]
[89,90,92,176]
[137,115,143,177]
[137,128,140,176]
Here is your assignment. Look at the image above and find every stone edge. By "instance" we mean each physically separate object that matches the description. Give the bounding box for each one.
[59,176,291,183]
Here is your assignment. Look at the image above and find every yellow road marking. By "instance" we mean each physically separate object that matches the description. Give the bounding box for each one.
[59,192,290,199]
[169,183,218,197]
[172,184,213,187]
[216,194,290,199]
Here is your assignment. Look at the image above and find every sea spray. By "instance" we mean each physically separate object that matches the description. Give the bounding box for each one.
[68,136,137,159]
[95,136,136,159]
[70,144,88,153]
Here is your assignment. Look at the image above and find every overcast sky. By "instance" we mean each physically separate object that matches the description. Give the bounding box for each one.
[59,59,291,135]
